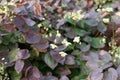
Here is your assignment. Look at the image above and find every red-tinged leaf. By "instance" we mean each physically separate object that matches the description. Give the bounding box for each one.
[15,60,24,74]
[88,68,103,80]
[60,75,69,80]
[32,39,49,50]
[33,2,42,15]
[56,67,71,76]
[32,66,42,78]
[20,77,27,80]
[17,49,30,59]
[25,66,43,80]
[86,0,94,9]
[24,31,41,44]
[104,68,118,80]
[115,28,120,37]
[14,16,29,32]
[3,23,16,32]
[65,55,75,65]
[50,50,65,64]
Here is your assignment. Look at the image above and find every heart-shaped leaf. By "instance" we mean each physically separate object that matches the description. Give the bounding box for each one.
[24,31,41,44]
[44,53,58,70]
[60,75,69,80]
[17,49,30,59]
[104,68,118,80]
[91,37,106,48]
[80,43,90,52]
[15,60,24,74]
[8,48,20,63]
[88,68,103,80]
[50,50,66,64]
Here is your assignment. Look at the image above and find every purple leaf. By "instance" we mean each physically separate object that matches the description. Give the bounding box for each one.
[56,19,66,29]
[17,49,30,59]
[24,18,36,26]
[60,75,69,80]
[56,67,71,76]
[65,55,75,65]
[98,50,112,63]
[14,16,29,32]
[32,39,49,50]
[104,68,118,80]
[15,60,24,74]
[54,45,67,51]
[44,53,58,70]
[50,50,65,64]
[88,68,103,80]
[32,66,42,78]
[24,31,41,44]
[117,65,120,80]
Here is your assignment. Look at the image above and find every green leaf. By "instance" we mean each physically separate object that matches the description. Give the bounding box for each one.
[83,36,92,43]
[85,19,98,27]
[97,23,107,33]
[74,28,88,36]
[9,69,22,80]
[76,20,85,29]
[80,43,90,52]
[8,48,20,63]
[72,50,80,56]
[44,53,58,70]
[65,18,75,25]
[91,37,106,48]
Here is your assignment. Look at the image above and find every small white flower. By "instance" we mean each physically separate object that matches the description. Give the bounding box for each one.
[56,30,61,37]
[102,7,113,12]
[50,44,57,49]
[73,36,80,43]
[116,12,120,17]
[62,39,71,46]
[103,18,110,23]
[59,51,67,57]
[1,58,5,61]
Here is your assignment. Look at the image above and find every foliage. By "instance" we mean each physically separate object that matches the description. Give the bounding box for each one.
[0,0,120,80]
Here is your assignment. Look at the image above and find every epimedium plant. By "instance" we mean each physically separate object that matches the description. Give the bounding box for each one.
[0,0,120,80]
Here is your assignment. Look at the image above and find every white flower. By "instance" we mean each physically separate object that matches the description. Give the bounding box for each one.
[116,12,120,17]
[103,18,110,23]
[56,30,61,37]
[102,7,113,12]
[1,57,5,61]
[73,36,80,43]
[62,39,71,46]
[50,44,57,49]
[59,51,67,57]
